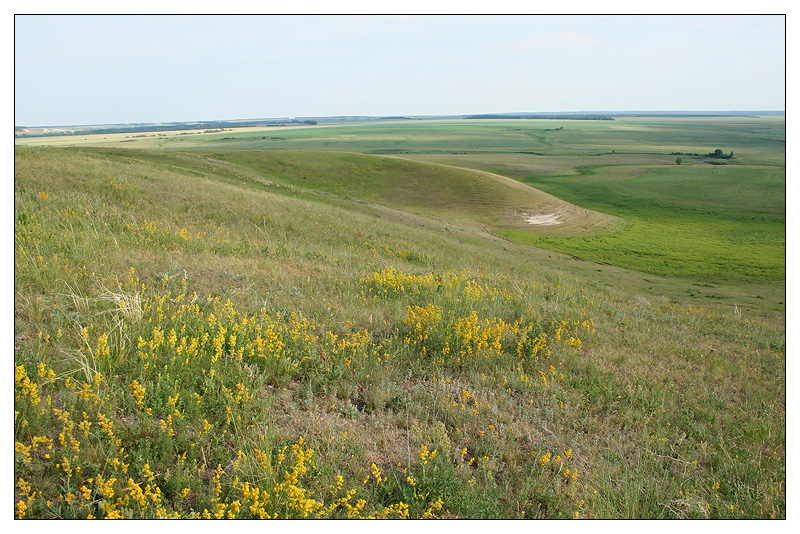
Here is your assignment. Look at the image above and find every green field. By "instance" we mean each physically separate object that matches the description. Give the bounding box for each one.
[17,116,784,294]
[13,117,785,519]
[19,116,783,163]
[496,164,784,281]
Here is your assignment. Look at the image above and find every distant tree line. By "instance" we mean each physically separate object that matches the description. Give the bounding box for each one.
[16,132,64,138]
[464,114,614,120]
[670,149,734,159]
[671,149,735,165]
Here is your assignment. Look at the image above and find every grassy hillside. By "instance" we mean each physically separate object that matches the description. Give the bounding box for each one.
[14,146,785,519]
[399,121,784,286]
[18,117,785,289]
[494,164,785,282]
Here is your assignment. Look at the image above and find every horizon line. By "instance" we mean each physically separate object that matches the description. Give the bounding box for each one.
[15,110,787,129]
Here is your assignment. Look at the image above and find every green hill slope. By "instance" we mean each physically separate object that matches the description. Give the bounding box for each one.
[14,146,785,519]
[73,148,620,238]
[17,117,784,287]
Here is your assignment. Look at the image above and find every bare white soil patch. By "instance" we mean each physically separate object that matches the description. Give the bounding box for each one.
[523,212,562,226]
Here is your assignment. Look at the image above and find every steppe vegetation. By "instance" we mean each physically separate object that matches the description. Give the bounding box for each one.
[14,116,785,518]
[18,117,784,293]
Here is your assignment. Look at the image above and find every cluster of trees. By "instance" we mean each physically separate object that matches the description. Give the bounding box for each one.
[672,149,735,165]
[706,148,734,159]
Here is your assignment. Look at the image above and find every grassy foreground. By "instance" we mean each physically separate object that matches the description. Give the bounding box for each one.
[14,146,785,519]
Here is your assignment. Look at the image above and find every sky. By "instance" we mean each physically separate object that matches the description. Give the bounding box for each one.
[14,13,786,126]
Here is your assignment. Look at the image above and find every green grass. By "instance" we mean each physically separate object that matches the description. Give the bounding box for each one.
[18,116,784,289]
[404,143,784,285]
[14,145,785,519]
[497,163,784,282]
[18,116,785,164]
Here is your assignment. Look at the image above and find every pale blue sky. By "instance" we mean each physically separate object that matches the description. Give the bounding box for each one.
[14,14,786,126]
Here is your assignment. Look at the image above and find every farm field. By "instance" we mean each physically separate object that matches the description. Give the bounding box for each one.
[13,116,785,519]
[16,116,787,164]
